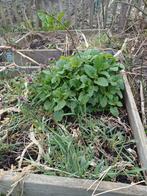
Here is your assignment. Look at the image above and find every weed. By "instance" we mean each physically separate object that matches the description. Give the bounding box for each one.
[40,115,143,181]
[37,11,70,31]
[0,77,143,182]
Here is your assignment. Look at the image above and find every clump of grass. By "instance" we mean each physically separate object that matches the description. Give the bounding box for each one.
[41,116,143,182]
[0,64,144,183]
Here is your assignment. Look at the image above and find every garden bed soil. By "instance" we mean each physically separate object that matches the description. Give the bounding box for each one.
[0,72,146,184]
[0,30,147,195]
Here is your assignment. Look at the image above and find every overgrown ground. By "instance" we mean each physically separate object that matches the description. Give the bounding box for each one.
[0,30,146,187]
[0,76,144,183]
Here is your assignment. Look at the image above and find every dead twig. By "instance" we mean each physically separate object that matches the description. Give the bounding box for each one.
[27,160,78,176]
[114,1,147,16]
[0,63,17,72]
[7,166,32,196]
[15,50,41,66]
[91,166,112,196]
[15,32,32,46]
[29,130,44,163]
[0,130,8,142]
[93,180,145,196]
[140,81,146,126]
[0,107,20,116]
[18,142,34,169]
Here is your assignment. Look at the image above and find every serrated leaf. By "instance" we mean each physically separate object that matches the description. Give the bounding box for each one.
[110,107,119,117]
[84,64,97,78]
[95,77,108,87]
[100,97,107,108]
[54,100,66,111]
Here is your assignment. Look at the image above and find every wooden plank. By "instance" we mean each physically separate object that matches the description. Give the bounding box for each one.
[0,66,41,79]
[14,29,106,49]
[14,49,62,65]
[0,173,147,196]
[123,71,147,180]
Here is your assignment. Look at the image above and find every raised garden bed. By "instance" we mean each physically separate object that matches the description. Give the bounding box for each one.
[0,29,114,67]
[0,30,147,195]
[0,173,147,196]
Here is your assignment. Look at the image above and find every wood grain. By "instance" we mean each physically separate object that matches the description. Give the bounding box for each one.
[123,71,147,181]
[0,173,147,196]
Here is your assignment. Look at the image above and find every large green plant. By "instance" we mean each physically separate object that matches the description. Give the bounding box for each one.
[30,50,124,121]
[37,11,70,31]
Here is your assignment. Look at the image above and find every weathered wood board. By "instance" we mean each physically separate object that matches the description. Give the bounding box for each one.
[14,29,104,48]
[0,173,146,196]
[122,71,147,180]
[14,49,62,65]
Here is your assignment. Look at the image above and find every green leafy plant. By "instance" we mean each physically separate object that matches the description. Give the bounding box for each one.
[37,11,70,31]
[29,49,124,121]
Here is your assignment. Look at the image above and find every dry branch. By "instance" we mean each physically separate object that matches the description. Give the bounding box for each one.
[140,81,146,126]
[0,107,20,116]
[93,180,145,196]
[15,50,41,66]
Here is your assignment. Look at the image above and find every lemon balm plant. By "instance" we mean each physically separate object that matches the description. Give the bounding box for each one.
[29,50,124,121]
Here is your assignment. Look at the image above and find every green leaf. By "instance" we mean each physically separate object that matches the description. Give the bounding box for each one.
[118,63,125,69]
[116,101,123,107]
[57,12,65,22]
[44,100,54,112]
[53,110,64,121]
[54,100,66,111]
[67,100,77,113]
[110,107,119,117]
[100,97,107,108]
[93,55,104,69]
[84,64,97,78]
[100,71,110,78]
[110,67,119,71]
[95,77,108,87]
[78,93,89,104]
[117,91,123,99]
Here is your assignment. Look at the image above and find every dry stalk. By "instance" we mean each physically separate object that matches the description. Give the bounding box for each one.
[93,180,145,196]
[18,142,34,169]
[91,166,112,196]
[27,161,77,176]
[0,107,20,116]
[81,32,89,48]
[29,131,44,163]
[140,81,146,125]
[0,130,8,142]
[6,165,32,196]
[15,32,32,45]
[15,50,41,66]
[134,39,146,57]
[88,162,133,195]
[65,34,69,56]
[0,63,17,72]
